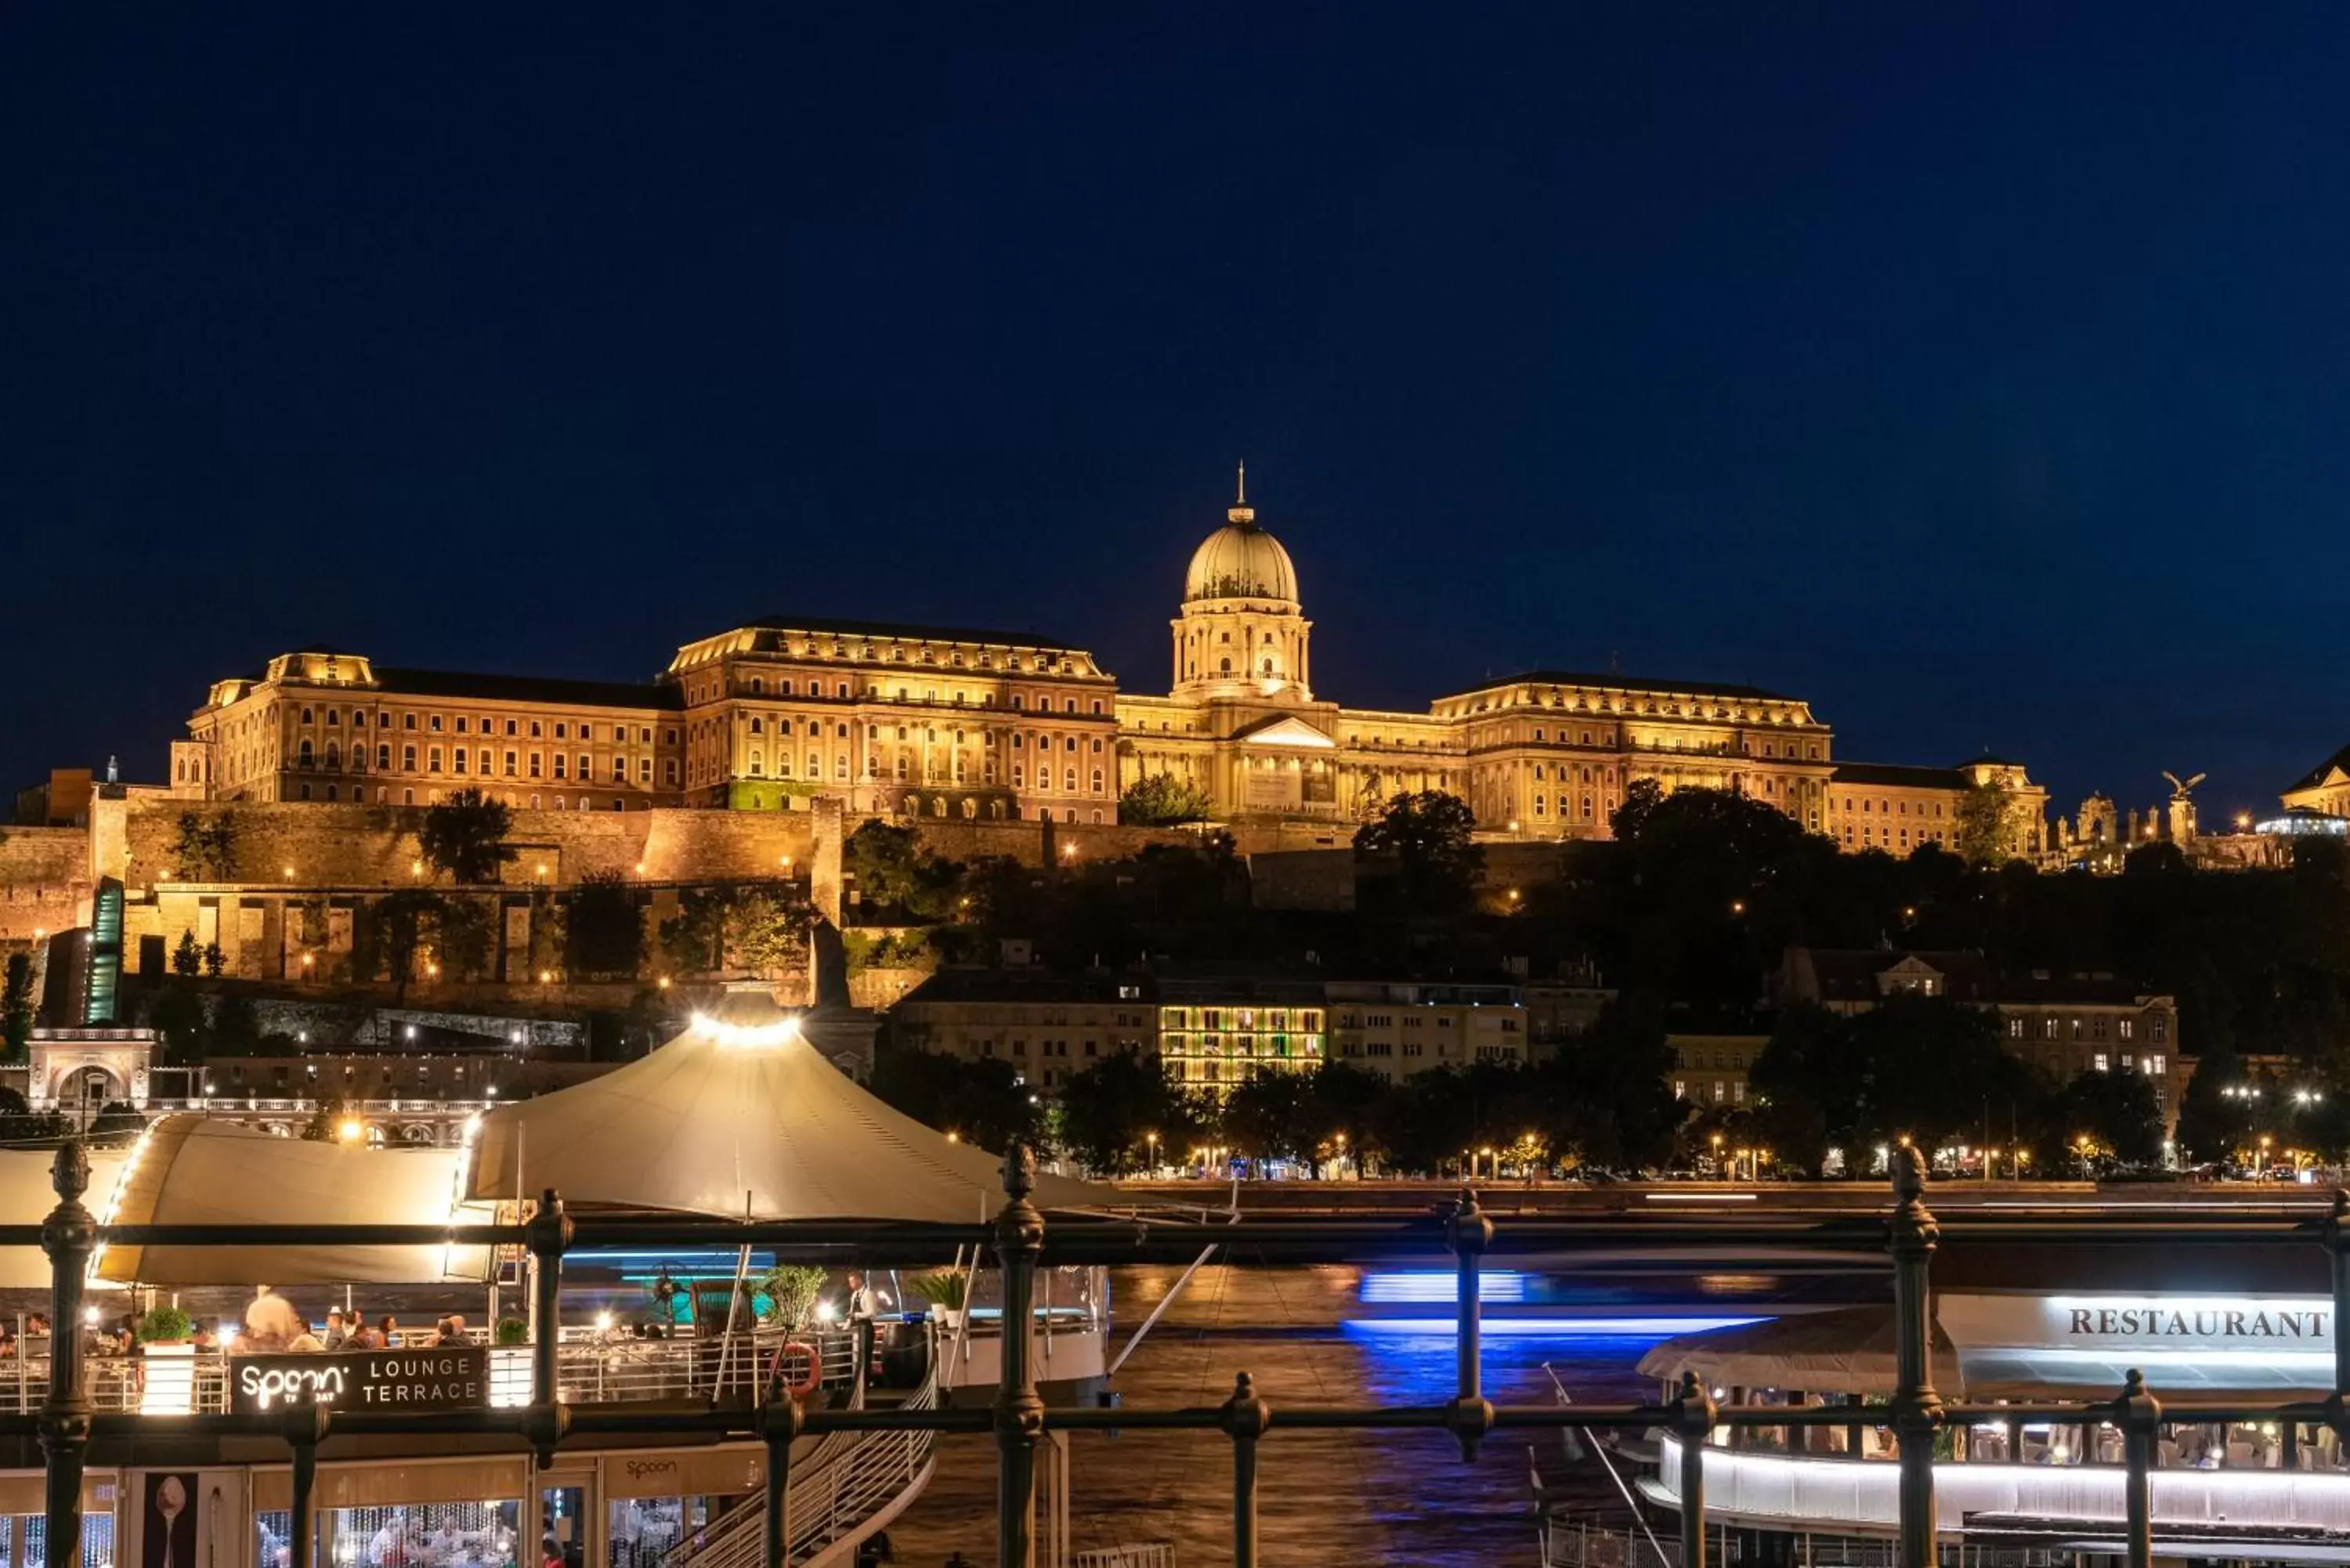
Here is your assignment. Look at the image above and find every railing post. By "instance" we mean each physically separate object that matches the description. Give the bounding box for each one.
[2328,1190,2350,1451]
[2116,1368,2158,1568]
[994,1143,1047,1568]
[284,1393,330,1568]
[39,1143,95,1568]
[1445,1183,1496,1460]
[1220,1371,1270,1568]
[1887,1147,1942,1568]
[760,1394,803,1568]
[1670,1371,1716,1568]
[522,1187,573,1467]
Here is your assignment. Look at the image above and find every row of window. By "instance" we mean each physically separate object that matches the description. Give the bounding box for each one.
[293,739,672,786]
[2007,1014,2168,1042]
[295,706,665,745]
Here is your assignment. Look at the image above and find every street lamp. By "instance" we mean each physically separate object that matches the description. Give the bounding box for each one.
[1145,1130,1159,1172]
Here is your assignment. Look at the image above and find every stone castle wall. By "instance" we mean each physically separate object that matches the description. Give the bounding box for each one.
[112,797,1357,890]
[0,827,93,944]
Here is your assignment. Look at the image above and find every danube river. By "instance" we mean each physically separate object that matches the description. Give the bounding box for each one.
[888,1260,1869,1567]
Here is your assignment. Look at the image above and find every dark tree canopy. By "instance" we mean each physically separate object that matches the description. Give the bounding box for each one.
[1354,789,1484,916]
[417,789,516,884]
[564,870,645,981]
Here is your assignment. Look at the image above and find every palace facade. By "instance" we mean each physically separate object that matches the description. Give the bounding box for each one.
[176,482,2043,847]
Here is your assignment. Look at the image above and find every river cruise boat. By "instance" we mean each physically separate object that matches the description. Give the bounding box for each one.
[1598,1281,2350,1563]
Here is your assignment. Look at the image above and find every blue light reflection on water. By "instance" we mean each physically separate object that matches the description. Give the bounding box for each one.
[1345,1314,1765,1338]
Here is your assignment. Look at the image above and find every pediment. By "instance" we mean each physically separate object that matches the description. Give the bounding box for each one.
[1231,715,1337,749]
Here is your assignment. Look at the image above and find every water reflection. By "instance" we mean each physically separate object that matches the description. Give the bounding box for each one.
[886,1263,1818,1566]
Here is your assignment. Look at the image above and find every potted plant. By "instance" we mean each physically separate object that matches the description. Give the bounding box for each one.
[136,1306,193,1346]
[136,1305,198,1416]
[757,1266,828,1332]
[494,1317,529,1346]
[909,1272,967,1329]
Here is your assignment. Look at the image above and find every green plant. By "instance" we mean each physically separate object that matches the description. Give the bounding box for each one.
[495,1317,529,1346]
[757,1264,828,1330]
[908,1272,967,1312]
[137,1305,193,1344]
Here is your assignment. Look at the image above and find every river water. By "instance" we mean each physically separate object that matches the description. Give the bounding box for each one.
[886,1262,1859,1567]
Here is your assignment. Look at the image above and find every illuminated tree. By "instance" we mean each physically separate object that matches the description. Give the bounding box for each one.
[1119,772,1214,827]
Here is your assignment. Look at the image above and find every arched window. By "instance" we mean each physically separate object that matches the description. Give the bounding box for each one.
[1220,658,1232,674]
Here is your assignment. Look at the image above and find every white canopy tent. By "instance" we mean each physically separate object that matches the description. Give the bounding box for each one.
[94,1116,483,1285]
[466,992,1129,1221]
[0,1148,128,1288]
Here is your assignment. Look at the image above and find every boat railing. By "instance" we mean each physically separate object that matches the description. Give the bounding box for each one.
[1540,1513,1744,1568]
[669,1360,940,1568]
[52,1325,867,1414]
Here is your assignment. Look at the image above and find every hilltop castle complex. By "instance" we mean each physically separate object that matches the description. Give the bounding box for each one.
[168,481,2048,856]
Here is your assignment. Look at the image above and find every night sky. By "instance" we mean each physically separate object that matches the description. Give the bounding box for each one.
[6,5,2349,824]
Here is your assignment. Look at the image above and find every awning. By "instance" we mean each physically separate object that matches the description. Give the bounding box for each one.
[0,1148,128,1287]
[96,1116,483,1285]
[1638,1306,1962,1396]
[467,991,1132,1222]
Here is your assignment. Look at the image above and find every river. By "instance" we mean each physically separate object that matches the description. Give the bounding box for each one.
[885,1261,1867,1567]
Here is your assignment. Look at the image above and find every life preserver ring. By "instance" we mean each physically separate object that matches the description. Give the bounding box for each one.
[769,1340,820,1399]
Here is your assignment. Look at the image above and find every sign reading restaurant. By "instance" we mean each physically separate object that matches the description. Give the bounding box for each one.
[1939,1293,2334,1353]
[230,1347,489,1414]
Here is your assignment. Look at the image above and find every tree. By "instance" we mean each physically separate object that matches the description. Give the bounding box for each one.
[211,992,262,1056]
[564,872,645,981]
[722,886,809,978]
[1056,1049,1202,1175]
[2,952,34,1064]
[845,822,962,919]
[870,1044,1045,1153]
[1953,781,2016,869]
[2050,1068,2167,1167]
[1354,790,1484,915]
[301,1097,349,1143]
[1610,778,1665,844]
[202,940,226,977]
[436,895,495,982]
[1220,1071,1318,1165]
[144,983,210,1067]
[89,1101,145,1141]
[371,889,444,1000]
[418,789,516,884]
[1119,773,1215,827]
[167,811,240,881]
[2174,1040,2254,1165]
[658,887,728,977]
[171,930,203,978]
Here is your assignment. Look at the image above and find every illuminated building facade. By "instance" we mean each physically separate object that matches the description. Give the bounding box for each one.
[179,480,2038,847]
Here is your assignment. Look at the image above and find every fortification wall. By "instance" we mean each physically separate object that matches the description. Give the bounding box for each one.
[0,828,92,942]
[110,797,1365,894]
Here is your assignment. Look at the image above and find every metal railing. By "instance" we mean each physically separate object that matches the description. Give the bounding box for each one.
[9,1141,2350,1568]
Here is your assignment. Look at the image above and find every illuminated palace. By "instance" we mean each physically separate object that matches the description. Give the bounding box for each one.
[176,479,2044,850]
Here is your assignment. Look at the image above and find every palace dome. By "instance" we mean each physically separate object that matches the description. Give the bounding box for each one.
[1184,494,1298,605]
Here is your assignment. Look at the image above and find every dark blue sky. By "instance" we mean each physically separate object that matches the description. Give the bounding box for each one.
[5,4,2348,824]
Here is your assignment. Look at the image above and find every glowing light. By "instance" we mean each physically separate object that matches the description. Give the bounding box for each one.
[338,1119,363,1143]
[595,1312,613,1332]
[945,1131,960,1143]
[657,976,672,989]
[689,1011,803,1050]
[1345,1314,1762,1339]
[1360,1270,1527,1304]
[815,1302,840,1324]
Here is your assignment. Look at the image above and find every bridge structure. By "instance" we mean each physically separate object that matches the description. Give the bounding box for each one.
[8,1141,2350,1568]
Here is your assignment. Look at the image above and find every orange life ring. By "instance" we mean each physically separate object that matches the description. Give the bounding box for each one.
[770,1340,820,1399]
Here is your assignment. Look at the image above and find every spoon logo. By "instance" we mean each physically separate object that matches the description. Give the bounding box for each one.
[237,1364,349,1408]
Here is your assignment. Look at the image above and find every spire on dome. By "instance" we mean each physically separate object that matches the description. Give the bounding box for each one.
[1228,460,1256,527]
